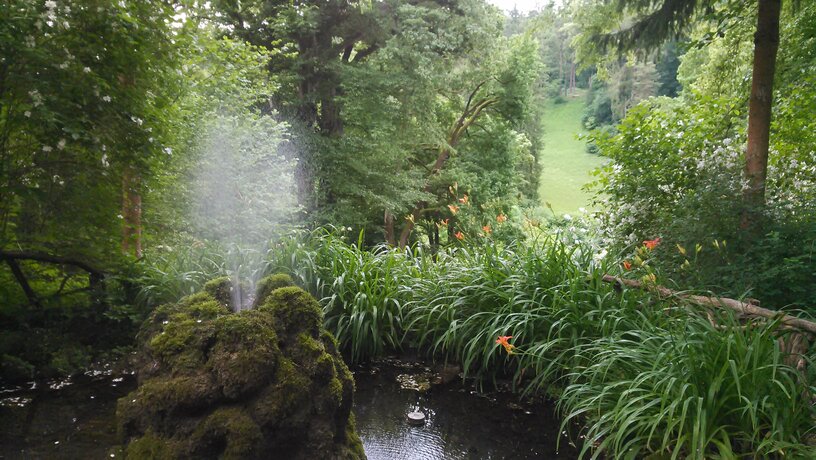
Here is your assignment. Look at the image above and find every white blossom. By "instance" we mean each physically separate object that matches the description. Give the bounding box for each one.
[57,139,66,150]
[29,90,43,107]
[102,95,111,102]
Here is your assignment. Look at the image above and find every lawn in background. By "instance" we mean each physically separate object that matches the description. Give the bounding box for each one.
[537,93,608,216]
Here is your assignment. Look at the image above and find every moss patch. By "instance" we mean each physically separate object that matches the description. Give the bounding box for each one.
[258,286,323,339]
[253,274,295,307]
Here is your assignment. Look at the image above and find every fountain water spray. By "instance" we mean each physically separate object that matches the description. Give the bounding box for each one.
[192,113,298,310]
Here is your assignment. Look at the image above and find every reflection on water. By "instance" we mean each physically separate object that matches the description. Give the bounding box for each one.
[353,362,577,460]
[0,371,136,459]
[0,361,578,459]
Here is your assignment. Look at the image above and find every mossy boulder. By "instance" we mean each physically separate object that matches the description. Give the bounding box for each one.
[118,274,365,459]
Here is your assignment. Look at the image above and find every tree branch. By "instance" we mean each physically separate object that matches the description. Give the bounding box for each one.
[4,258,41,308]
[602,275,816,335]
[0,250,103,276]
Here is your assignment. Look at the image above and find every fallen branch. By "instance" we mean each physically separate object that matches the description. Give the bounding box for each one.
[602,274,816,335]
[0,250,103,276]
[4,258,42,308]
[0,250,106,306]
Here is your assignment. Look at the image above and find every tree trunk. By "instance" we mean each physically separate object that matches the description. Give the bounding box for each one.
[558,43,565,96]
[430,221,439,255]
[742,0,781,228]
[384,210,396,247]
[122,167,143,258]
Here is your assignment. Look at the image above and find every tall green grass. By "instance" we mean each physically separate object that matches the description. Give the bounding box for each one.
[131,242,272,309]
[137,228,816,457]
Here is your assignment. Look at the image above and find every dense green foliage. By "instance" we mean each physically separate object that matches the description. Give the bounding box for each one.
[593,1,816,309]
[209,0,545,245]
[0,0,282,380]
[3,0,816,457]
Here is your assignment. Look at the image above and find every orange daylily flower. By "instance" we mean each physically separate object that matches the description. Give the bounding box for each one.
[643,237,662,250]
[623,260,632,271]
[482,225,492,234]
[448,204,459,214]
[454,231,464,240]
[496,336,515,354]
[440,219,449,226]
[496,213,507,223]
[459,195,469,205]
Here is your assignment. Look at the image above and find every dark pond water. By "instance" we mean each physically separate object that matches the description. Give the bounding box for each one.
[353,360,578,460]
[0,362,578,459]
[0,367,134,459]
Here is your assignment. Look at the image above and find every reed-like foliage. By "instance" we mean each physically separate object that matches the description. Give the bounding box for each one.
[132,244,227,308]
[132,242,271,309]
[138,228,816,457]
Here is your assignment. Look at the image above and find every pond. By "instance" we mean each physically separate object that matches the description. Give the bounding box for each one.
[354,360,578,459]
[0,361,578,459]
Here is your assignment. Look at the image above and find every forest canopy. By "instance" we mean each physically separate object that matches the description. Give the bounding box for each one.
[2,0,816,457]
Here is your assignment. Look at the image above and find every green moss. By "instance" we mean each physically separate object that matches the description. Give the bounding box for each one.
[182,298,229,320]
[148,319,196,357]
[327,376,343,406]
[253,358,311,426]
[118,374,218,434]
[138,294,226,346]
[204,276,237,309]
[297,332,324,354]
[344,414,367,459]
[253,274,295,307]
[124,431,180,459]
[147,318,216,372]
[214,310,277,344]
[120,276,365,458]
[258,286,322,337]
[209,311,280,399]
[190,407,263,459]
[320,330,340,355]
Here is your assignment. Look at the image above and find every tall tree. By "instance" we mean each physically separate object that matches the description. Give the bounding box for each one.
[581,0,785,224]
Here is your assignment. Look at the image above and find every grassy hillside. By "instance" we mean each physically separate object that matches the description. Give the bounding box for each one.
[537,93,608,215]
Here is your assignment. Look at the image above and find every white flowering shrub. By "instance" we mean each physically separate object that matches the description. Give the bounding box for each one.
[0,0,183,258]
[594,89,816,308]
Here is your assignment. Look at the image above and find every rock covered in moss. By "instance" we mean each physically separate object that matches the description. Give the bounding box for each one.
[117,274,366,459]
